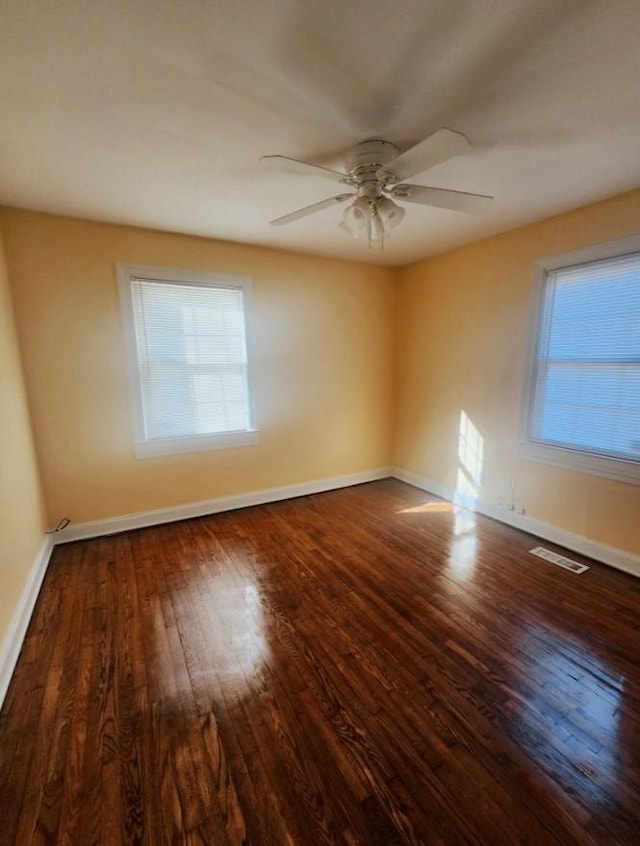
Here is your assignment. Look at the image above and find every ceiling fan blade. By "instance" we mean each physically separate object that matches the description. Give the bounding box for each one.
[381,129,471,182]
[269,193,355,226]
[261,155,348,183]
[389,184,493,214]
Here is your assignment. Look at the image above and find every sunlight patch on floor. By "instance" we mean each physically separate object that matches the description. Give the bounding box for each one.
[397,501,454,514]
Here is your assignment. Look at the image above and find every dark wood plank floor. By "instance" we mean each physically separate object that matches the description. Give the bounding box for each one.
[2,479,640,845]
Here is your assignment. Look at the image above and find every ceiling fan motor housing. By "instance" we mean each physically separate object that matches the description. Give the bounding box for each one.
[344,139,400,173]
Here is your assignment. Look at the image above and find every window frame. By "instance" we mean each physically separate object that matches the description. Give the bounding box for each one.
[519,234,640,485]
[117,262,258,459]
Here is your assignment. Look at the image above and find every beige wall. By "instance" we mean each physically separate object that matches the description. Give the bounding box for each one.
[2,189,639,563]
[1,209,396,525]
[393,189,640,556]
[0,226,46,646]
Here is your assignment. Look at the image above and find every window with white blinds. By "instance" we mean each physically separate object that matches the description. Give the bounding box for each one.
[522,237,640,483]
[118,265,256,458]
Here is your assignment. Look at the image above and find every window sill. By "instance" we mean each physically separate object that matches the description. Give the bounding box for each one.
[134,429,259,459]
[518,438,640,485]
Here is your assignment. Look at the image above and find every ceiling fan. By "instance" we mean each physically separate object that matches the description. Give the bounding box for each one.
[261,129,493,244]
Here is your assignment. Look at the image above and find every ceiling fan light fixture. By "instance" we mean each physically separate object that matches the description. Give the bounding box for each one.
[341,197,370,236]
[376,196,405,230]
[342,196,402,244]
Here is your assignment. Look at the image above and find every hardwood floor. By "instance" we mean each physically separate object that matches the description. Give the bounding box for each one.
[1,479,640,844]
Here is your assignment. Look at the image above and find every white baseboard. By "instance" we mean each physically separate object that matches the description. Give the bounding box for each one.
[392,467,640,578]
[52,467,393,544]
[51,465,640,577]
[0,537,54,710]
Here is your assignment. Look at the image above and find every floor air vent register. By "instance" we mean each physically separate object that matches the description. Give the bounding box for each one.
[529,546,590,574]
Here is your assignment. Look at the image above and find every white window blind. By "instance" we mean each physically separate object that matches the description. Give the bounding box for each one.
[119,264,256,458]
[529,251,640,465]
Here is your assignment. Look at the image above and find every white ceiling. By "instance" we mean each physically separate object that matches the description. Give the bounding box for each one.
[1,0,640,266]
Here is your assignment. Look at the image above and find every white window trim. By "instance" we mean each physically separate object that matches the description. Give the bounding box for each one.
[519,233,640,486]
[117,263,258,459]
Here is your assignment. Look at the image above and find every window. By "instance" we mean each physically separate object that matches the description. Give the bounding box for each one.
[118,264,256,458]
[520,235,640,484]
